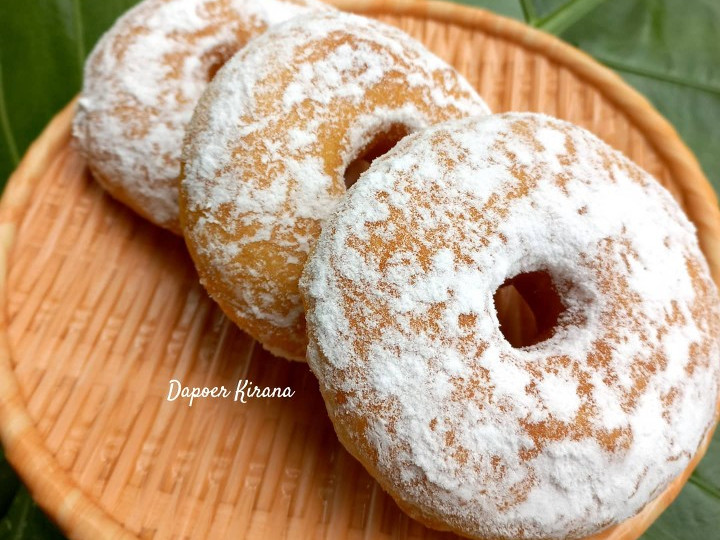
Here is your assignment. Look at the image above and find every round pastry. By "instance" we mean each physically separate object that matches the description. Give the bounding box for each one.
[73,0,331,233]
[300,113,720,539]
[180,11,491,361]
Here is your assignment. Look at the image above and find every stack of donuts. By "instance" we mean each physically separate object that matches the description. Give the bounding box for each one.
[73,0,720,539]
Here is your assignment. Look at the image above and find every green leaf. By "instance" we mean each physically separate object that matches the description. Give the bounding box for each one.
[0,449,20,519]
[533,0,610,34]
[559,0,720,190]
[1,1,719,539]
[0,60,20,172]
[0,450,64,540]
[0,487,65,540]
[0,0,141,184]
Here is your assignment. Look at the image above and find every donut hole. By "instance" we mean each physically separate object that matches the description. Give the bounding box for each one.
[344,124,410,189]
[201,43,239,82]
[493,270,565,348]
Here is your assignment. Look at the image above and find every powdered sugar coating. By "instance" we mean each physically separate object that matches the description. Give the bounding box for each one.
[301,113,720,539]
[73,0,330,232]
[180,11,490,360]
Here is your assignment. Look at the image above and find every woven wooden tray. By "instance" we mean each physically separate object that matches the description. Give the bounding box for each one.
[1,1,719,539]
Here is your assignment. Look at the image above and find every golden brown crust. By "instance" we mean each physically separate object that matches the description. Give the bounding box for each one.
[180,11,489,360]
[73,0,330,232]
[301,113,720,539]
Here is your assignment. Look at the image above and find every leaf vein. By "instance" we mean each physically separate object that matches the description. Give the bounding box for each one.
[535,0,610,34]
[520,0,537,24]
[595,55,720,96]
[72,0,85,66]
[9,492,31,540]
[688,473,720,499]
[0,60,19,168]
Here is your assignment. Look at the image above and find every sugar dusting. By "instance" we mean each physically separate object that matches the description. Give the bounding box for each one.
[73,0,331,231]
[180,11,490,360]
[300,113,720,539]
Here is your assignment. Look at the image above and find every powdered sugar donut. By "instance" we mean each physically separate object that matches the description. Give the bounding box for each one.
[73,0,331,232]
[300,113,720,539]
[180,11,490,361]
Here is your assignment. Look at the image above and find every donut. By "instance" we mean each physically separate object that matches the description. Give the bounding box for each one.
[299,113,720,539]
[73,0,331,233]
[180,11,491,361]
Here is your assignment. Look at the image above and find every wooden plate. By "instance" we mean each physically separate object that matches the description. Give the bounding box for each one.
[1,1,718,538]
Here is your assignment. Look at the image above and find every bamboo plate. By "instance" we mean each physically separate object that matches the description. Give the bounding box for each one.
[1,1,719,539]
